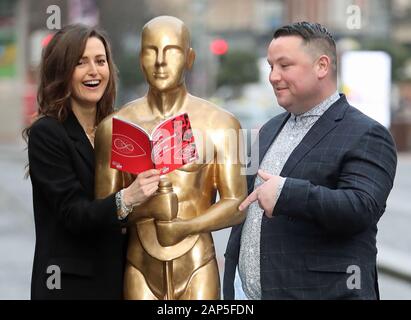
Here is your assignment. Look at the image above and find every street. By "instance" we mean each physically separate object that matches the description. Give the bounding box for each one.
[0,143,410,299]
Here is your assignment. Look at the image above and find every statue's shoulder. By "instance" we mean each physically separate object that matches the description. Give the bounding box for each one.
[97,98,148,133]
[117,97,148,115]
[96,113,114,136]
[187,95,241,129]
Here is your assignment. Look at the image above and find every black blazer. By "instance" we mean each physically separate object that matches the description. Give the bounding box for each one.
[224,95,397,300]
[29,111,127,299]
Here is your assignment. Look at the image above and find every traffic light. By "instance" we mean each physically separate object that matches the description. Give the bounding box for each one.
[41,33,54,48]
[210,39,228,55]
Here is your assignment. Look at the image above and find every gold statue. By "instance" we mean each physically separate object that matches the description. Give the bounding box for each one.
[94,15,247,300]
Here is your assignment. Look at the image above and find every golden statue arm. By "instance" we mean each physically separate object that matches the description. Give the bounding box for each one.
[155,119,248,247]
[95,120,124,202]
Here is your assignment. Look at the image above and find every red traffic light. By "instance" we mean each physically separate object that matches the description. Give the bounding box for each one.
[210,39,228,55]
[41,34,54,48]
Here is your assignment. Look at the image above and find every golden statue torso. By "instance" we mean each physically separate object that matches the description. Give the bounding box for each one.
[95,94,247,299]
[125,96,219,299]
[94,15,246,300]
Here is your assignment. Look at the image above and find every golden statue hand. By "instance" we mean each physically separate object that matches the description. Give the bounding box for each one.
[127,207,175,224]
[155,218,191,247]
[126,178,176,223]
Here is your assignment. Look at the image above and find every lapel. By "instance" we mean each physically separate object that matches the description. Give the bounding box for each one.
[280,94,349,177]
[63,111,95,170]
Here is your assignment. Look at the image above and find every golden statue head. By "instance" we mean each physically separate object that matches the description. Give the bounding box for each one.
[140,16,195,92]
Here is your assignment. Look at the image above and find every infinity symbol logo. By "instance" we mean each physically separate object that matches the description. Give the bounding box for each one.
[112,134,146,157]
[114,138,134,153]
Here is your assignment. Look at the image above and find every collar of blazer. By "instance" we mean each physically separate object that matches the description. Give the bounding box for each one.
[249,94,350,188]
[63,110,95,170]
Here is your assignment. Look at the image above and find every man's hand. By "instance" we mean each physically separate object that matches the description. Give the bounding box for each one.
[238,169,282,218]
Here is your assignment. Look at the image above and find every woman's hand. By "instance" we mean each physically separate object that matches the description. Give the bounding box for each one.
[123,169,160,207]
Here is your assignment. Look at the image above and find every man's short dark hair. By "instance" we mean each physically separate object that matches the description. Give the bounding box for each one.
[274,21,337,74]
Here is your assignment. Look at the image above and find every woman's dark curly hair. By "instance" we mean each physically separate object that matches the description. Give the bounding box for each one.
[23,23,117,143]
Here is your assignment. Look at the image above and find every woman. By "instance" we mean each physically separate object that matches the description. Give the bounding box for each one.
[25,24,160,299]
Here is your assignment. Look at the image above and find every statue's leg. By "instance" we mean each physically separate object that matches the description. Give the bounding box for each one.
[179,258,220,300]
[123,262,158,300]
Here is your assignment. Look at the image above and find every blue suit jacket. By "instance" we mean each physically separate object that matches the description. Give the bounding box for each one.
[223,95,397,300]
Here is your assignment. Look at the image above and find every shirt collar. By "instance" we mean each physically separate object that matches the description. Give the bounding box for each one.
[291,91,340,121]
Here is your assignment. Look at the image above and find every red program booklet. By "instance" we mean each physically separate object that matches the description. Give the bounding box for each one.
[110,113,198,175]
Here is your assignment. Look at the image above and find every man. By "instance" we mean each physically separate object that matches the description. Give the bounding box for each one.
[95,16,247,299]
[224,21,397,300]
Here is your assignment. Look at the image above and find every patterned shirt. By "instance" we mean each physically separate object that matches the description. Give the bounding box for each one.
[237,91,340,299]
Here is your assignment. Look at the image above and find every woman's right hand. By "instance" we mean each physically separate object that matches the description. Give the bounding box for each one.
[122,169,161,207]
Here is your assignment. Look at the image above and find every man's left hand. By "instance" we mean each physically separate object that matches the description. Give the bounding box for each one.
[238,169,282,218]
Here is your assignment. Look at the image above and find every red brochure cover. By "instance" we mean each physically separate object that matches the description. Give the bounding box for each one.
[110,113,198,175]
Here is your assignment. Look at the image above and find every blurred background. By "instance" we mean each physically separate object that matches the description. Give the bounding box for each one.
[1,0,411,299]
